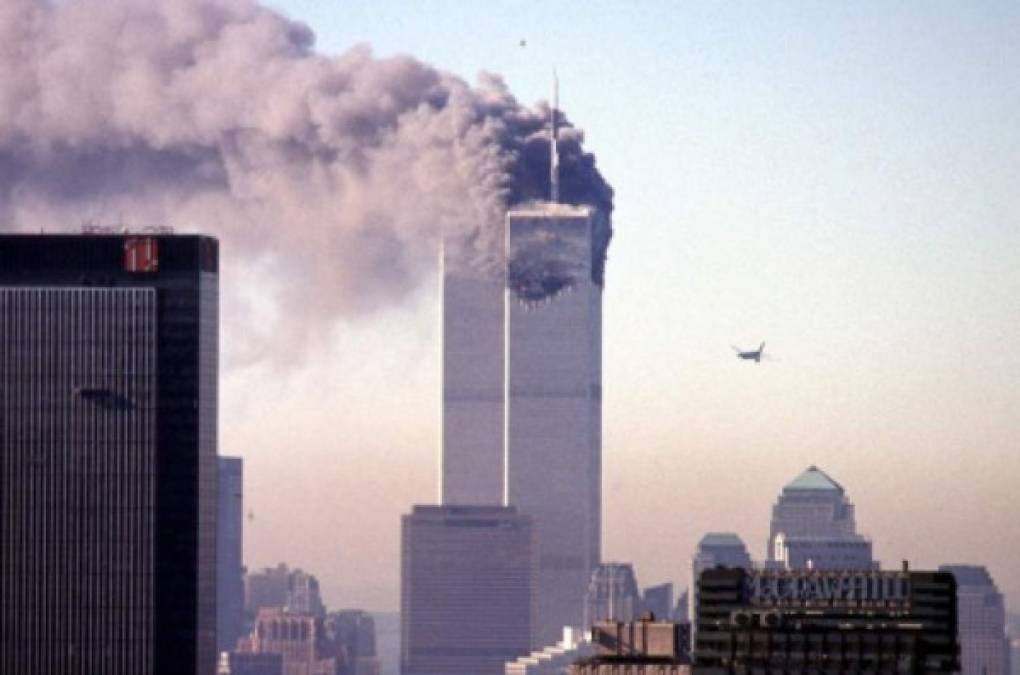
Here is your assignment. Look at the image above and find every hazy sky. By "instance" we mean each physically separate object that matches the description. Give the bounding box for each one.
[224,0,1020,610]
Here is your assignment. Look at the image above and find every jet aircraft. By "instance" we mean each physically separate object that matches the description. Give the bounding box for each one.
[732,342,767,363]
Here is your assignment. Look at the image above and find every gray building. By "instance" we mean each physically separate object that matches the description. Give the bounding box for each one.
[940,565,1010,675]
[401,505,535,675]
[245,564,325,618]
[218,456,245,653]
[323,610,381,675]
[768,466,875,571]
[228,652,284,675]
[585,563,642,626]
[691,533,752,630]
[505,204,604,646]
[0,233,219,675]
[642,583,674,623]
[440,237,505,506]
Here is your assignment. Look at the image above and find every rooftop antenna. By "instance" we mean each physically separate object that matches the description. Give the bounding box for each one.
[550,68,560,204]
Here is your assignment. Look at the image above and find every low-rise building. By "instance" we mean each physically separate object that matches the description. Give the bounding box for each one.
[570,619,690,675]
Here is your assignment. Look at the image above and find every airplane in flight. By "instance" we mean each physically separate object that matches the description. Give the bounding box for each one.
[732,342,767,363]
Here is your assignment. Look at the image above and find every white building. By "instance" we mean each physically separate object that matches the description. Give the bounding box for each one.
[940,565,1010,675]
[505,628,593,675]
[505,204,604,647]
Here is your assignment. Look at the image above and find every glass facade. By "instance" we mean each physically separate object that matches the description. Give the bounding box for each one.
[0,234,218,675]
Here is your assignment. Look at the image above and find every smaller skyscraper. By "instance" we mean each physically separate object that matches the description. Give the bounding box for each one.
[642,583,675,623]
[238,608,336,675]
[323,610,381,675]
[940,565,1010,675]
[218,456,246,653]
[584,563,642,626]
[246,564,325,619]
[401,505,535,675]
[768,466,875,571]
[767,466,856,556]
[691,534,752,635]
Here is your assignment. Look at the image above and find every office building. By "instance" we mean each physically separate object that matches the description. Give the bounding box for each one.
[0,233,218,675]
[674,589,690,624]
[239,608,336,675]
[506,628,594,675]
[642,584,674,623]
[693,566,959,675]
[571,620,690,675]
[768,466,857,556]
[505,204,605,645]
[246,564,325,618]
[585,564,643,626]
[772,532,876,571]
[322,610,381,675]
[690,533,752,639]
[440,237,505,505]
[219,456,246,653]
[401,505,535,675]
[940,565,1010,675]
[692,533,752,578]
[229,653,284,675]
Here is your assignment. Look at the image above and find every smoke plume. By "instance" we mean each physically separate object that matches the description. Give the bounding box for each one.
[0,0,613,357]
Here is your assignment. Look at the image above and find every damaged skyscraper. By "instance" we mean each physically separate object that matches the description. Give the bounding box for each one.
[436,206,605,652]
[417,88,610,674]
[505,204,604,646]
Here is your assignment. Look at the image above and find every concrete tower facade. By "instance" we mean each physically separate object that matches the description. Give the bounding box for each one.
[505,204,603,646]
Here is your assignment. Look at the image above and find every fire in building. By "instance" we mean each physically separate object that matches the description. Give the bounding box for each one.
[694,567,960,675]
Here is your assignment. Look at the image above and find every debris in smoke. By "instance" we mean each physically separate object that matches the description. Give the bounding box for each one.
[0,0,614,358]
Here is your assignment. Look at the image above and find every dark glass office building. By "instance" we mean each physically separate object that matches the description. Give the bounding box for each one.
[694,567,959,675]
[218,456,245,653]
[0,234,219,675]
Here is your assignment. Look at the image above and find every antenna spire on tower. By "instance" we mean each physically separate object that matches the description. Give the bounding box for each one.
[550,68,560,204]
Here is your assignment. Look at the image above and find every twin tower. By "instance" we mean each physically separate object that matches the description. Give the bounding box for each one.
[441,203,605,647]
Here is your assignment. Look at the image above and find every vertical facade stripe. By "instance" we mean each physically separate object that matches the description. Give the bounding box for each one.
[0,287,157,675]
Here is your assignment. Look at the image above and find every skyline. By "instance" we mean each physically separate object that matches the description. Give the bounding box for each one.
[244,0,1020,609]
[2,0,1018,613]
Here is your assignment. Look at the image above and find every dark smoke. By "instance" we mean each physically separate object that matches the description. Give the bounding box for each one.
[0,0,613,357]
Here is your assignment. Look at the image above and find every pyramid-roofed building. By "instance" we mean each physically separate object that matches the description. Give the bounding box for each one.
[767,466,875,570]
